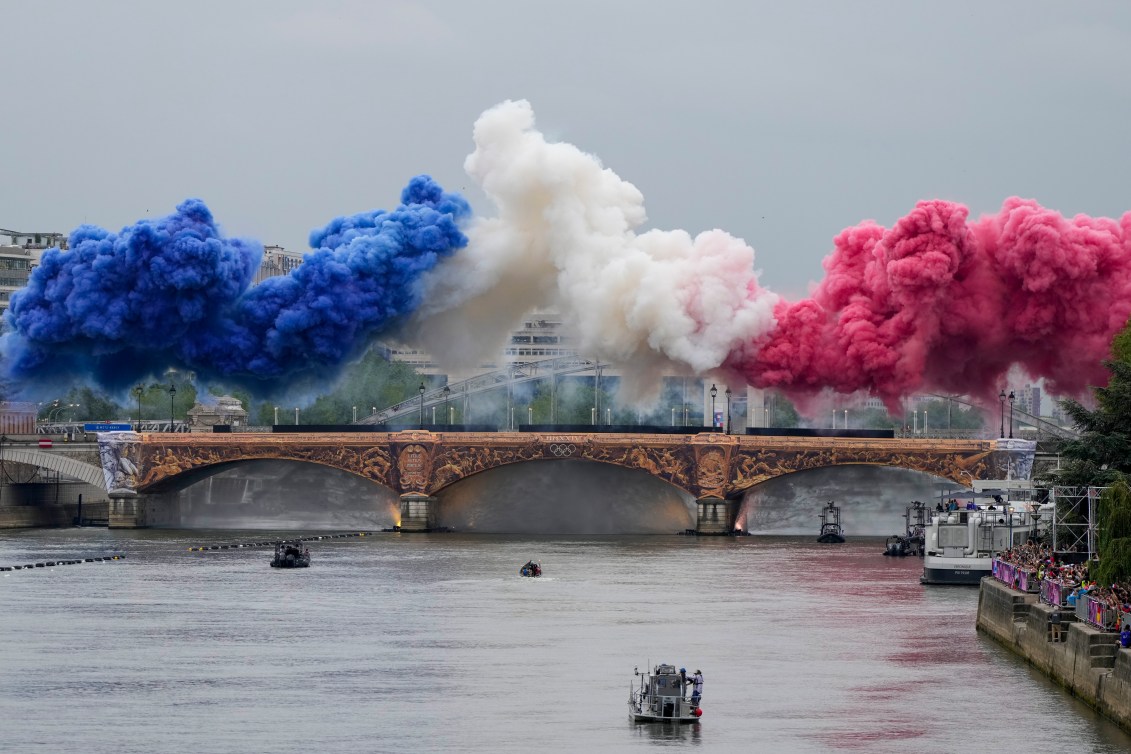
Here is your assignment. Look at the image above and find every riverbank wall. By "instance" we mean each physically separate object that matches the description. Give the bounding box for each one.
[977,577,1131,730]
[0,500,108,528]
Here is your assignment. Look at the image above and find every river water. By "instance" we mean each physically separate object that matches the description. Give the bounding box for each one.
[2,528,1130,754]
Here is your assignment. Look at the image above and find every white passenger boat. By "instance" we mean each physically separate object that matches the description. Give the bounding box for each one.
[628,664,702,723]
[920,484,1049,585]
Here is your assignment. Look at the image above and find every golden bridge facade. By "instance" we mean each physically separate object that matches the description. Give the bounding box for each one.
[98,430,1036,532]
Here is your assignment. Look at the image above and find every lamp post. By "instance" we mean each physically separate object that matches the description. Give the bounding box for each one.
[922,409,927,434]
[528,406,533,425]
[1008,390,1015,439]
[418,382,425,428]
[725,387,732,434]
[134,385,144,431]
[274,406,279,425]
[295,407,299,425]
[352,406,357,423]
[998,389,1006,438]
[671,407,675,427]
[168,384,176,432]
[710,384,717,429]
[443,385,450,426]
[606,407,611,425]
[844,409,848,430]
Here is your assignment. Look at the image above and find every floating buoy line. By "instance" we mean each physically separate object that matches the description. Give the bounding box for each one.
[187,531,373,552]
[1,555,126,571]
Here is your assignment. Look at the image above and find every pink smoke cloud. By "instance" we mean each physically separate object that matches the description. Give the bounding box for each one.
[726,198,1131,411]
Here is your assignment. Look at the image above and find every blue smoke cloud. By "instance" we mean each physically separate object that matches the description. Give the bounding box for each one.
[2,175,470,395]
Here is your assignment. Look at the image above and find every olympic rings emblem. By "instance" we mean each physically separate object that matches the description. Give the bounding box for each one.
[548,443,576,457]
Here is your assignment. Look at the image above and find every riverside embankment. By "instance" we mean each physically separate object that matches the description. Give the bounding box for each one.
[978,577,1131,730]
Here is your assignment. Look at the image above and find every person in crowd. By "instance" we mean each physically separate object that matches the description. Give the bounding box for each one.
[1049,608,1064,642]
[1120,624,1131,649]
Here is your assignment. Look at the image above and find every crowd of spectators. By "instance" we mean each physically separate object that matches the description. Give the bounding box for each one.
[997,541,1131,631]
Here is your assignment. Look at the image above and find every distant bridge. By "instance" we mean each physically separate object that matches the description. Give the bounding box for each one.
[0,441,105,488]
[98,430,1036,532]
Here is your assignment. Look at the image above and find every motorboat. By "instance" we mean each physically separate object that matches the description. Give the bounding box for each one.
[883,535,913,557]
[520,560,542,577]
[270,541,311,569]
[883,501,928,557]
[816,501,846,543]
[628,664,702,723]
[920,485,1050,585]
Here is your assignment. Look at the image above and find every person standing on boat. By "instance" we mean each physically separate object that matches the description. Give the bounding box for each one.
[687,669,703,707]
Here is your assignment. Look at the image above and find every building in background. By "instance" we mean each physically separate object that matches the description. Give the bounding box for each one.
[0,228,68,314]
[252,245,304,285]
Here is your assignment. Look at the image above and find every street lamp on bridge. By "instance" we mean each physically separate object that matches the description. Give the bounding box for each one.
[167,384,176,432]
[273,406,279,425]
[418,382,426,428]
[1008,390,1015,439]
[710,384,717,429]
[443,385,451,426]
[725,387,732,434]
[998,390,1006,438]
[134,385,144,431]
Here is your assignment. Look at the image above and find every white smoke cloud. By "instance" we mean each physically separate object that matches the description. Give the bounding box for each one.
[409,99,779,393]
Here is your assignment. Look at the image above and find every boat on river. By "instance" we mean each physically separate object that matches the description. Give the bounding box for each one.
[921,486,1049,585]
[816,502,846,543]
[628,664,702,723]
[270,541,311,569]
[883,501,928,557]
[520,560,542,577]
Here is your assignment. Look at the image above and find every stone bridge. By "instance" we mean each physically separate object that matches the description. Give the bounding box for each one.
[0,442,105,488]
[97,431,1036,532]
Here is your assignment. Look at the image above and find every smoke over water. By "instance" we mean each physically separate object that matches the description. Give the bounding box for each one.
[3,178,469,394]
[146,460,399,529]
[738,466,950,536]
[4,99,1130,408]
[438,460,695,534]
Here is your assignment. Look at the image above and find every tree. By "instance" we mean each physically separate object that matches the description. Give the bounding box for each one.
[1092,479,1131,586]
[1042,323,1131,488]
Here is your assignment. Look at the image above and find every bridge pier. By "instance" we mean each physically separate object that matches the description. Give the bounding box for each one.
[107,491,149,529]
[695,496,737,535]
[399,493,438,532]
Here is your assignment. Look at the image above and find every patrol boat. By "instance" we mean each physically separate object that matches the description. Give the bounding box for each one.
[816,501,846,543]
[270,541,311,568]
[628,664,702,723]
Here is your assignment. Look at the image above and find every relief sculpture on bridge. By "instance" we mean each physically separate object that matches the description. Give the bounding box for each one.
[99,431,141,494]
[397,444,432,493]
[110,431,1036,505]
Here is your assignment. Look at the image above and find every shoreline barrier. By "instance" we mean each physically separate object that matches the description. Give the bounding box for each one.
[187,532,374,552]
[977,576,1131,733]
[0,555,126,572]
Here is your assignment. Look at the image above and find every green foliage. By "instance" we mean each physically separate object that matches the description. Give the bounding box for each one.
[1038,316,1131,487]
[1094,480,1131,585]
[1043,346,1131,487]
[770,394,799,428]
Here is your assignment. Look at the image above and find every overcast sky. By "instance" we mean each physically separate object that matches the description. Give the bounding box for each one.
[3,0,1130,299]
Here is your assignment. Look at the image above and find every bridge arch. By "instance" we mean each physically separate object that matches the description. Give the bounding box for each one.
[0,446,105,489]
[141,456,398,497]
[433,457,696,534]
[428,453,698,498]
